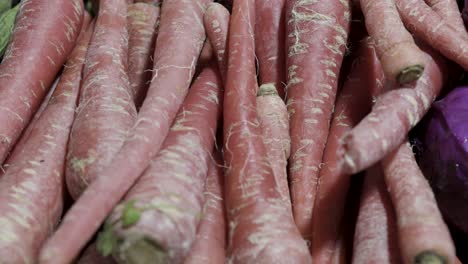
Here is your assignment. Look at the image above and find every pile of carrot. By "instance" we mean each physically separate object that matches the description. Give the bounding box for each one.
[0,0,466,263]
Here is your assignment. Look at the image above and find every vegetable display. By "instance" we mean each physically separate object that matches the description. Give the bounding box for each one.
[0,0,464,263]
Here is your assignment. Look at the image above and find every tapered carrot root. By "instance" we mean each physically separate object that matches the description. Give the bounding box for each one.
[39,1,210,263]
[311,38,382,263]
[223,1,311,263]
[340,45,447,175]
[99,62,222,264]
[77,243,116,264]
[65,0,137,200]
[0,0,84,164]
[255,0,286,98]
[360,0,426,84]
[185,151,226,264]
[382,141,456,264]
[395,0,468,70]
[0,19,92,263]
[285,0,351,241]
[424,0,466,34]
[256,83,291,206]
[352,164,401,263]
[127,2,160,107]
[203,2,230,81]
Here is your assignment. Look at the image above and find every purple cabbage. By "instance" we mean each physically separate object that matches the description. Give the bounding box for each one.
[417,86,468,234]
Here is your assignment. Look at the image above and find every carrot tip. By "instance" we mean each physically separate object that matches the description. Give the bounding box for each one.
[414,251,447,264]
[117,238,168,264]
[397,65,424,84]
[257,83,278,97]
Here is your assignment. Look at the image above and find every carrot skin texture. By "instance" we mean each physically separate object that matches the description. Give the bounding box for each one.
[203,2,230,81]
[256,83,291,206]
[382,142,456,264]
[424,0,466,34]
[184,151,226,264]
[255,0,286,98]
[66,0,137,200]
[311,39,381,264]
[395,0,468,71]
[223,1,311,263]
[38,1,210,263]
[340,46,447,174]
[0,19,92,263]
[77,243,116,264]
[352,164,401,264]
[127,2,160,107]
[360,0,426,84]
[285,0,351,241]
[0,0,84,164]
[106,63,222,264]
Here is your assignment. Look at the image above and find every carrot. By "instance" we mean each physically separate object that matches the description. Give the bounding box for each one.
[127,2,160,107]
[424,0,466,34]
[255,0,287,98]
[360,0,426,84]
[203,2,230,81]
[395,0,468,70]
[285,0,351,241]
[39,2,211,262]
[97,62,222,263]
[184,151,226,264]
[339,45,447,175]
[77,243,116,264]
[382,141,456,264]
[256,83,291,206]
[0,0,84,164]
[352,164,401,263]
[223,0,311,262]
[0,18,92,263]
[65,0,137,200]
[311,38,382,263]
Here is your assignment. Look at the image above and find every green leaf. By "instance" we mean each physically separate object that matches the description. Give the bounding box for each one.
[122,200,141,228]
[0,3,20,58]
[0,0,12,15]
[97,228,117,257]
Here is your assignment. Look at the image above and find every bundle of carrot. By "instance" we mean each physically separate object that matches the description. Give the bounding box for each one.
[0,0,466,263]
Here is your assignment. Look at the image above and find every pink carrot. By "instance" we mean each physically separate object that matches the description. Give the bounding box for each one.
[256,83,291,206]
[340,45,447,175]
[424,0,466,34]
[395,0,468,70]
[360,0,426,84]
[382,141,456,264]
[255,0,287,98]
[0,0,84,164]
[311,38,382,263]
[223,0,311,262]
[0,19,92,263]
[184,151,226,264]
[77,243,116,264]
[39,1,211,263]
[98,62,222,264]
[285,0,351,241]
[352,164,401,263]
[127,2,160,107]
[203,2,230,81]
[65,0,137,200]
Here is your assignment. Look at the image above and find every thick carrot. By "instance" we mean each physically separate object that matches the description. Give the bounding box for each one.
[255,0,286,98]
[203,2,230,81]
[39,1,210,262]
[285,0,351,241]
[339,45,447,175]
[0,19,92,263]
[352,164,401,263]
[395,0,468,70]
[98,62,222,264]
[127,2,160,107]
[424,0,466,34]
[0,0,84,164]
[382,141,456,264]
[256,83,291,206]
[77,243,116,264]
[360,0,426,84]
[184,151,226,264]
[223,0,311,262]
[311,38,381,263]
[65,0,137,200]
